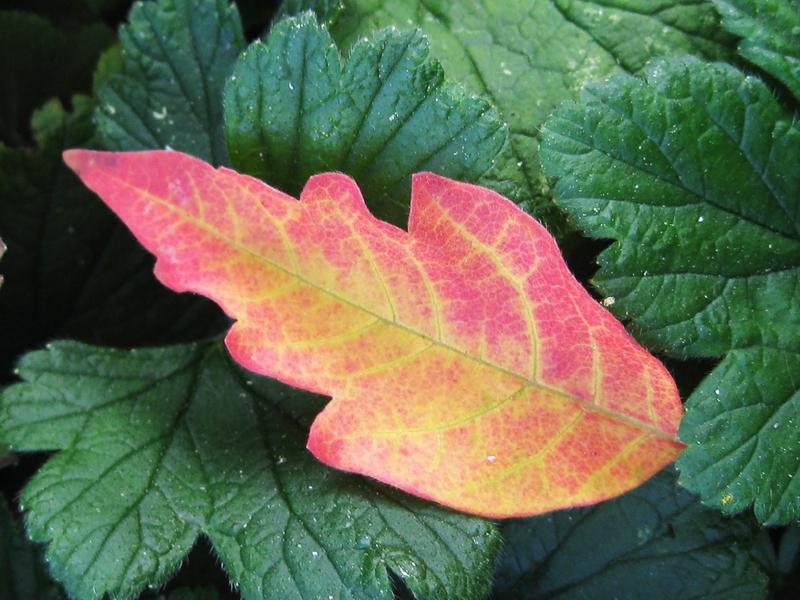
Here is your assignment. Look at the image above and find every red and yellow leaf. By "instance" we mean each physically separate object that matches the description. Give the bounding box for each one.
[63,149,683,517]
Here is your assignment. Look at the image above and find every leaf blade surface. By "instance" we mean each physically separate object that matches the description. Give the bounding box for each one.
[63,149,683,517]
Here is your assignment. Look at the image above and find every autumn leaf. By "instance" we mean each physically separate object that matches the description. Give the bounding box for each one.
[63,149,683,518]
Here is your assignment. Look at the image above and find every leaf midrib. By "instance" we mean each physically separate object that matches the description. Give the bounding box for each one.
[106,170,680,443]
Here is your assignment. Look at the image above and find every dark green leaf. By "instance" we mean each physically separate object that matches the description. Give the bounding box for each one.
[679,347,799,525]
[286,0,733,236]
[494,469,768,599]
[96,0,246,165]
[0,97,224,376]
[714,0,800,101]
[0,11,113,146]
[540,55,800,524]
[0,341,499,600]
[92,43,124,96]
[224,13,506,226]
[0,497,65,600]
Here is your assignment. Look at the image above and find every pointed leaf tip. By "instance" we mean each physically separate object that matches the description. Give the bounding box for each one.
[62,148,86,172]
[63,148,116,175]
[65,149,683,517]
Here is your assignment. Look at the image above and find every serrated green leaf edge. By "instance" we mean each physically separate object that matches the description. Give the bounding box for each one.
[540,55,800,524]
[224,12,507,226]
[284,0,735,239]
[0,341,499,600]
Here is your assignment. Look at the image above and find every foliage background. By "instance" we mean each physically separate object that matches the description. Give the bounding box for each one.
[0,0,797,599]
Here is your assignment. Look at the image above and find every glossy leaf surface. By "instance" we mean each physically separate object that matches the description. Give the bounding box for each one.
[64,149,683,517]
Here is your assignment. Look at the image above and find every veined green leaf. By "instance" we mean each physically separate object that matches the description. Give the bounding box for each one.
[224,13,506,226]
[95,0,246,164]
[540,55,800,524]
[0,342,499,600]
[714,0,800,101]
[285,0,733,237]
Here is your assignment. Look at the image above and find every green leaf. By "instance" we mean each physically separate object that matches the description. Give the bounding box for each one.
[0,97,224,376]
[714,0,800,102]
[0,497,65,600]
[92,43,124,96]
[0,341,499,600]
[539,55,800,524]
[96,0,246,165]
[493,469,768,599]
[679,347,799,525]
[286,0,733,236]
[0,11,113,146]
[224,13,506,226]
